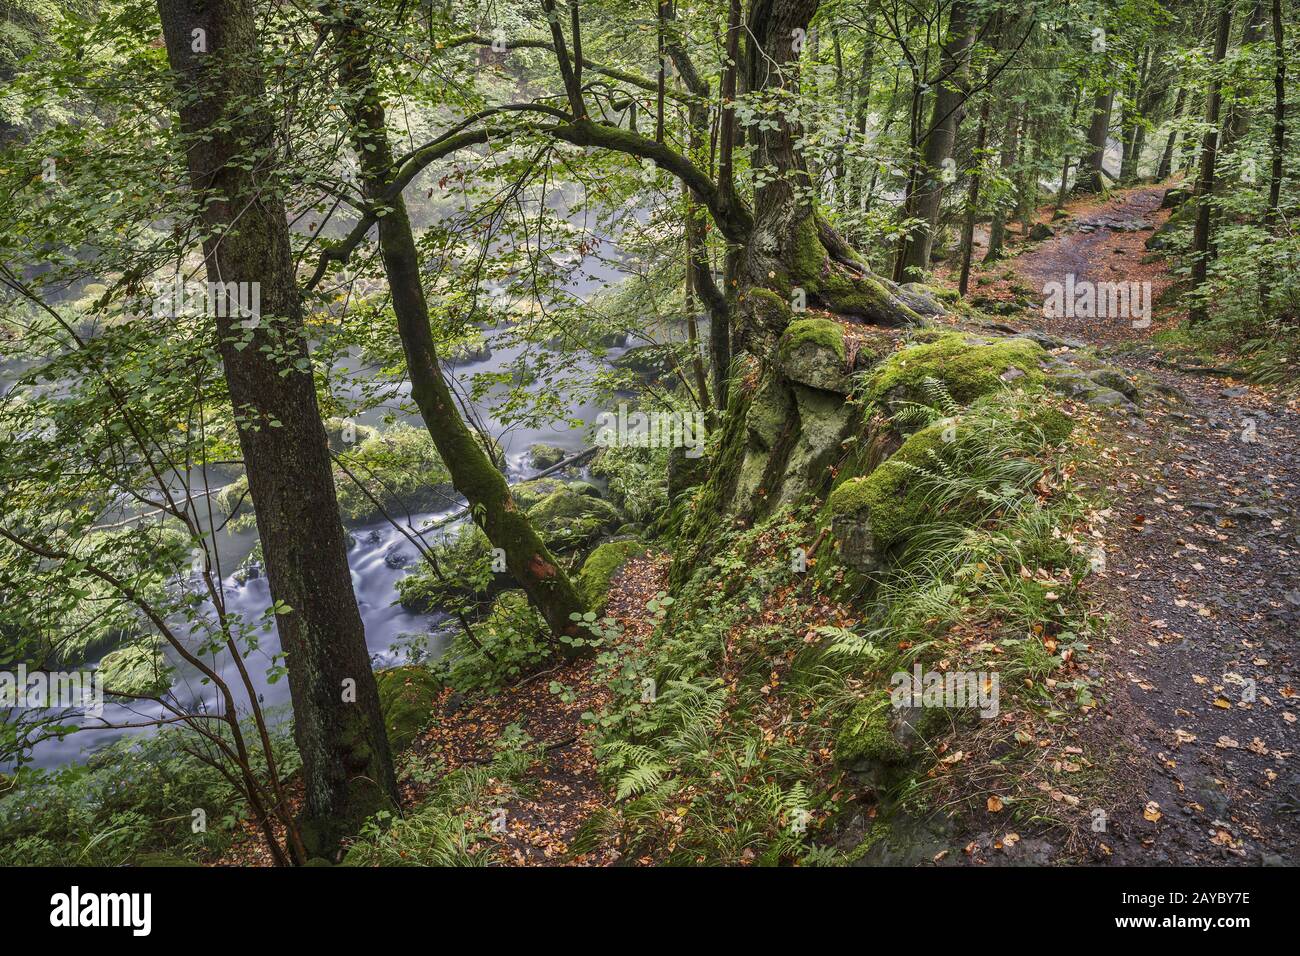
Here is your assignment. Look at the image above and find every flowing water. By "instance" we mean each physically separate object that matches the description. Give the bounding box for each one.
[1,224,665,769]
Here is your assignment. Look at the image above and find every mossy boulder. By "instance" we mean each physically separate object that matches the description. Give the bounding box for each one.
[510,477,570,510]
[323,417,379,453]
[828,417,955,556]
[525,487,622,552]
[576,539,646,611]
[374,665,443,751]
[334,424,458,523]
[894,282,949,317]
[865,333,1047,407]
[778,318,850,393]
[527,443,567,470]
[612,344,674,385]
[836,697,908,769]
[395,524,493,613]
[99,643,172,698]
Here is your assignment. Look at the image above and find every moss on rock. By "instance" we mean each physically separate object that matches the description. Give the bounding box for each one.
[374,665,443,751]
[827,418,953,550]
[99,642,172,698]
[576,539,647,611]
[525,487,622,552]
[835,697,907,768]
[866,333,1047,406]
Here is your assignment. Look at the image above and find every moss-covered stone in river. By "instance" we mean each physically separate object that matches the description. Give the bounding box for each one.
[334,423,458,523]
[374,665,443,751]
[527,443,567,470]
[99,642,172,698]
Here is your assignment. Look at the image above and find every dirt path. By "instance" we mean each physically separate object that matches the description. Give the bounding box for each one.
[975,185,1300,865]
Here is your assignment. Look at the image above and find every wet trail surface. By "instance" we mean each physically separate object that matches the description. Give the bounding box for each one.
[979,185,1300,864]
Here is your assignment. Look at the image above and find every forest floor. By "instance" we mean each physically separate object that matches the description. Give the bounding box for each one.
[219,185,1298,868]
[940,183,1300,865]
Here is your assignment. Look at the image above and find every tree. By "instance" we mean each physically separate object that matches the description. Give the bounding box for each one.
[893,0,976,280]
[156,0,398,857]
[325,5,590,656]
[1188,0,1232,325]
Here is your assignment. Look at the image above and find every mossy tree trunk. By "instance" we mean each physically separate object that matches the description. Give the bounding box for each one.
[893,0,976,282]
[157,0,398,859]
[330,11,589,656]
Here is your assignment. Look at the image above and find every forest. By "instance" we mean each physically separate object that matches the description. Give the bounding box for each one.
[0,0,1296,879]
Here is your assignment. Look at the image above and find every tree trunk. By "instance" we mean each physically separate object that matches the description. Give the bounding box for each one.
[331,13,589,655]
[1157,86,1186,180]
[893,0,976,281]
[984,110,1020,262]
[850,8,877,212]
[1077,86,1114,193]
[156,0,397,858]
[1222,0,1269,154]
[1189,1,1233,325]
[959,94,990,296]
[1265,0,1286,227]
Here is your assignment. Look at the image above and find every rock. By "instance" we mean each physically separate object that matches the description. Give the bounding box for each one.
[612,344,675,385]
[324,417,379,453]
[1220,386,1249,399]
[576,539,647,611]
[384,547,414,570]
[1012,329,1087,350]
[510,477,570,510]
[1082,387,1139,411]
[866,333,1048,406]
[778,318,850,393]
[333,423,458,524]
[895,283,949,317]
[527,442,567,470]
[1028,222,1055,241]
[374,665,442,751]
[525,487,623,552]
[1089,368,1140,402]
[831,514,881,573]
[668,444,709,502]
[1161,186,1192,209]
[1225,506,1271,521]
[444,339,492,363]
[99,643,171,698]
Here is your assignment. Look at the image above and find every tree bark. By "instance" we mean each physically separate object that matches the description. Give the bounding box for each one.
[156,0,398,858]
[330,11,590,655]
[1264,0,1286,227]
[984,110,1020,262]
[1157,86,1186,180]
[1077,86,1114,193]
[958,94,990,295]
[893,0,976,280]
[1189,1,1233,325]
